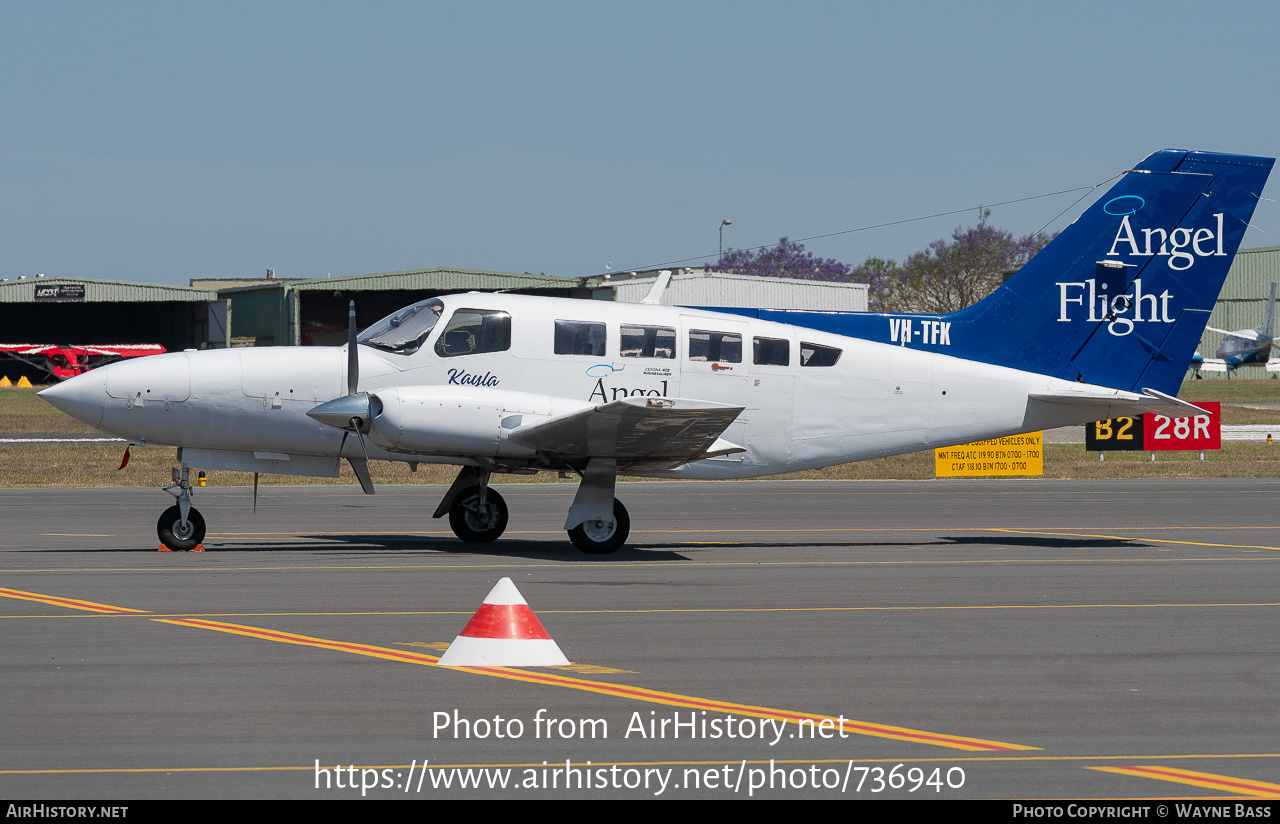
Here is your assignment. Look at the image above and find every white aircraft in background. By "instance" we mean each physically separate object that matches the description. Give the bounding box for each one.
[40,149,1273,553]
[1190,281,1278,376]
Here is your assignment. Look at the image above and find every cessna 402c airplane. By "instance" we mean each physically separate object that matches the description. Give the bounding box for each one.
[40,149,1273,553]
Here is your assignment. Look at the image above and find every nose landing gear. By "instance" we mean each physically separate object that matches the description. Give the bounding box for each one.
[158,464,206,551]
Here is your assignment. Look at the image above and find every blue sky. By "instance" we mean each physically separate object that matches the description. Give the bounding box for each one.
[3,1,1278,284]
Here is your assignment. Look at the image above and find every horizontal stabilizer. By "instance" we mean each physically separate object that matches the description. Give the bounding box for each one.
[509,396,744,465]
[1028,386,1211,418]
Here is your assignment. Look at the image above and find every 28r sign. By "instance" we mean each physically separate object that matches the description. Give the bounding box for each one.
[1145,401,1220,450]
[1085,402,1220,451]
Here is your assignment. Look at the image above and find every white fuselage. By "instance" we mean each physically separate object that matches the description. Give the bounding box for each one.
[58,293,1124,480]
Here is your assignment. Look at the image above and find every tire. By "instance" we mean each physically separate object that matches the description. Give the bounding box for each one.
[448,488,509,543]
[157,505,206,551]
[568,499,629,554]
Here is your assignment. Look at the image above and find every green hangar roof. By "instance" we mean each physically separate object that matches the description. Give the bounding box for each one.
[218,267,572,295]
[215,267,583,347]
[0,276,218,303]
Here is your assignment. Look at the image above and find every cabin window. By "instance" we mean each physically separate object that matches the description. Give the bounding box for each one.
[358,298,445,356]
[753,336,789,366]
[620,324,676,358]
[554,320,606,356]
[800,342,841,367]
[688,329,742,363]
[435,309,511,357]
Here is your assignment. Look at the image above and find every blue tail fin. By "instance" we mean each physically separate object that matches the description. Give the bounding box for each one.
[725,150,1274,394]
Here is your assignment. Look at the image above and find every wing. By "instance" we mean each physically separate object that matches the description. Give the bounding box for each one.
[508,396,745,471]
[1194,358,1230,373]
[1205,326,1260,341]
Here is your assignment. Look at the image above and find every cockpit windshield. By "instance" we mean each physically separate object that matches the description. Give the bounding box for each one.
[357,298,446,356]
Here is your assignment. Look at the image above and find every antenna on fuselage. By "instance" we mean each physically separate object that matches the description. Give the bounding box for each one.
[641,270,673,305]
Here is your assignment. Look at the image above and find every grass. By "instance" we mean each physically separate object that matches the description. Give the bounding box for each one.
[2,441,1276,488]
[2,381,1277,488]
[1178,378,1280,403]
[0,386,97,433]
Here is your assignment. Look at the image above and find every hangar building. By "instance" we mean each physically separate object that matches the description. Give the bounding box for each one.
[204,268,585,347]
[0,277,226,351]
[1196,245,1280,378]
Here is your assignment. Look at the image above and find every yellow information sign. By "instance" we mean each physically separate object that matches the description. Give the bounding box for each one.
[934,432,1043,477]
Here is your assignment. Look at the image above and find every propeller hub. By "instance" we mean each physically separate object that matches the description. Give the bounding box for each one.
[307,393,372,432]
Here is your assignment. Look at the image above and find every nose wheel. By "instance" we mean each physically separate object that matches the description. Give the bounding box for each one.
[159,462,206,551]
[448,487,509,543]
[157,504,206,551]
[568,499,629,554]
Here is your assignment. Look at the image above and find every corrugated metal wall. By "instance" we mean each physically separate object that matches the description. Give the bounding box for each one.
[1197,246,1279,379]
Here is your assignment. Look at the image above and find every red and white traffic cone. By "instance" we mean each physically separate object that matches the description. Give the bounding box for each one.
[437,577,570,667]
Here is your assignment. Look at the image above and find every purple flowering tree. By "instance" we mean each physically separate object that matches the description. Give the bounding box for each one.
[882,210,1054,313]
[712,215,1053,313]
[713,237,854,282]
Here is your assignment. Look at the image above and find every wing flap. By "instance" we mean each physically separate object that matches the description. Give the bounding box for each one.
[508,396,745,464]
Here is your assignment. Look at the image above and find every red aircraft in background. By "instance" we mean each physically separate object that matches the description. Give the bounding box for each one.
[0,343,166,381]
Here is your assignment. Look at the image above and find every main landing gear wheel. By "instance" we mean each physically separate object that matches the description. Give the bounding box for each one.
[448,488,509,543]
[157,505,206,551]
[568,499,629,554]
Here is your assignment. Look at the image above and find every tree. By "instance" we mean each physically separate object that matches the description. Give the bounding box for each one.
[713,237,854,282]
[712,216,1054,314]
[878,210,1054,313]
[849,256,902,312]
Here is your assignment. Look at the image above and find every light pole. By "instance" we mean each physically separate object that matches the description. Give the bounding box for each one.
[719,219,732,264]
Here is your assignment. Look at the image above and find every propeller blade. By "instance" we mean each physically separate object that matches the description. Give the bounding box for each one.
[348,428,375,496]
[347,300,359,397]
[327,304,375,496]
[253,472,259,513]
[348,459,375,495]
[353,426,375,494]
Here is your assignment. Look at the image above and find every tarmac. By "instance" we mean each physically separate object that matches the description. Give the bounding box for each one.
[3,478,1279,799]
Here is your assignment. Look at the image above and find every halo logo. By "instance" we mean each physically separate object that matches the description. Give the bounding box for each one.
[1103,195,1145,216]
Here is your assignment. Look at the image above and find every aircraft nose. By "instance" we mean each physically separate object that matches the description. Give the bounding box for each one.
[38,369,107,429]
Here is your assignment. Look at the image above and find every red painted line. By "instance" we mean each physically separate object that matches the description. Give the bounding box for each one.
[0,588,148,614]
[1121,766,1280,795]
[167,619,440,662]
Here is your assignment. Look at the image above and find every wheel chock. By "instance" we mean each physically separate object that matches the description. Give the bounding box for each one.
[16,376,33,388]
[157,545,172,552]
[192,544,205,552]
[0,376,11,387]
[157,544,205,552]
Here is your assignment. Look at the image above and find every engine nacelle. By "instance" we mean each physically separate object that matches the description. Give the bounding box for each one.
[368,385,582,457]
